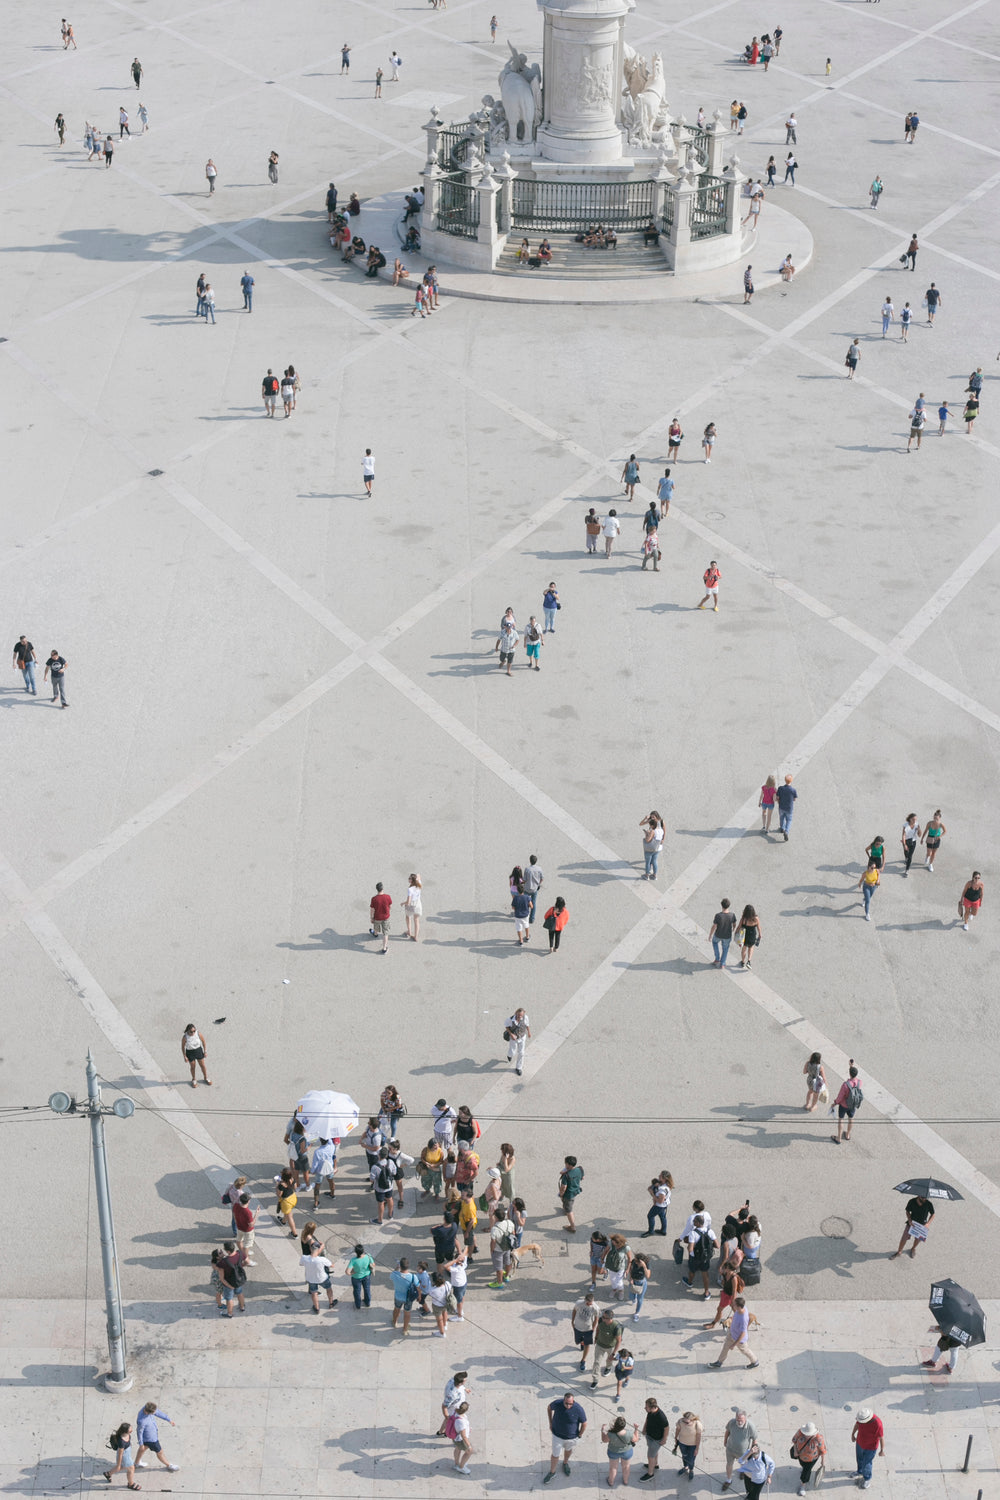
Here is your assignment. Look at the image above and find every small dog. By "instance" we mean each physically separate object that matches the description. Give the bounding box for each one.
[723,1310,762,1332]
[510,1242,545,1271]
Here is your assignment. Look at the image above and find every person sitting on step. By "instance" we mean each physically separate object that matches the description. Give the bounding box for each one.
[643,219,659,245]
[538,239,552,265]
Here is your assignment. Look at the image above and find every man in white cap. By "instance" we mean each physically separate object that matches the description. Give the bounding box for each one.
[850,1409,884,1490]
[721,1409,758,1491]
[790,1421,826,1494]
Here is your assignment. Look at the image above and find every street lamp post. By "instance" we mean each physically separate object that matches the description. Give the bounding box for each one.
[50,1049,134,1392]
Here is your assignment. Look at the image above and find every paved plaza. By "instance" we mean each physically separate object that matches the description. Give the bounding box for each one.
[2,0,1000,1494]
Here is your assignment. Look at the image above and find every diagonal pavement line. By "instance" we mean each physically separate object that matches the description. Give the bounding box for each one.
[0,852,308,1293]
[0,477,147,571]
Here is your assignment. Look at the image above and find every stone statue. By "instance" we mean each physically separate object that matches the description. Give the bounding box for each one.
[625,51,668,146]
[499,42,542,143]
[479,94,510,153]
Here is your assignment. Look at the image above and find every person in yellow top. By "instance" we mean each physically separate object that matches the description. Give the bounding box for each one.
[457,1187,479,1255]
[419,1139,445,1199]
[857,859,880,922]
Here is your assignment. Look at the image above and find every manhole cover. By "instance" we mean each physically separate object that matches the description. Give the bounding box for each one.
[821,1216,852,1239]
[148,469,163,477]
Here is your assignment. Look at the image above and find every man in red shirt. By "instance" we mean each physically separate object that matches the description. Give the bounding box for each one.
[231,1192,258,1265]
[851,1408,884,1489]
[370,882,392,953]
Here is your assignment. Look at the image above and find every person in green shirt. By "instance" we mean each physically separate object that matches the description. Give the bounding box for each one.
[559,1156,584,1233]
[591,1308,623,1384]
[347,1243,375,1308]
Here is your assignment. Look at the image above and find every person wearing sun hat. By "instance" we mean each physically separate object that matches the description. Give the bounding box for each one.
[850,1409,884,1490]
[790,1421,826,1494]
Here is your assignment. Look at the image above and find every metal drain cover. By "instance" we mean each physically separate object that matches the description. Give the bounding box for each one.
[821,1216,852,1239]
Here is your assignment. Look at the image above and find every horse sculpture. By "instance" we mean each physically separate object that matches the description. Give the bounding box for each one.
[499,41,542,143]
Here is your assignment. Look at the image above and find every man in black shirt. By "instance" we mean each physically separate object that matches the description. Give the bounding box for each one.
[44,650,68,707]
[890,1195,934,1259]
[639,1399,669,1481]
[12,636,37,694]
[431,1216,458,1267]
[710,899,737,968]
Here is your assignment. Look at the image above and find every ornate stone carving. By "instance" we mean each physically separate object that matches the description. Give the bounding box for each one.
[499,43,542,143]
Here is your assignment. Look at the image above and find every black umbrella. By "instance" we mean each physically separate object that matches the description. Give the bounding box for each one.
[929,1279,986,1347]
[893,1178,964,1202]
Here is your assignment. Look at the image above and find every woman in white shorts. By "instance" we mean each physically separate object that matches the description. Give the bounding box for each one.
[404,873,423,940]
[451,1403,473,1474]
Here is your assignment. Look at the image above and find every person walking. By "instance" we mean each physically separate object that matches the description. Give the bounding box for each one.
[369,881,391,952]
[202,283,216,324]
[921,809,946,870]
[374,66,383,97]
[390,1258,419,1334]
[301,1240,337,1313]
[857,859,881,920]
[765,155,776,186]
[134,1403,179,1473]
[544,1392,587,1484]
[642,1169,673,1237]
[720,1409,758,1492]
[389,51,401,81]
[776,774,796,839]
[523,854,544,924]
[205,158,217,193]
[710,899,737,968]
[870,175,883,208]
[737,905,761,968]
[641,524,660,571]
[558,1154,583,1231]
[55,112,66,145]
[880,297,894,337]
[450,1402,473,1475]
[44,650,68,706]
[906,233,918,271]
[12,635,37,694]
[542,582,560,632]
[137,103,148,132]
[667,418,683,459]
[803,1052,826,1111]
[511,881,531,945]
[865,833,886,871]
[591,1307,624,1386]
[640,811,664,880]
[240,270,254,311]
[831,1062,863,1144]
[543,896,569,953]
[505,1007,530,1073]
[925,282,941,324]
[891,1193,935,1258]
[638,1398,669,1483]
[790,1423,825,1495]
[922,1332,961,1374]
[709,1294,759,1368]
[784,152,797,184]
[603,1417,639,1488]
[674,1412,703,1482]
[103,135,114,168]
[521,615,543,671]
[656,467,674,518]
[736,1441,774,1498]
[628,1251,650,1321]
[347,1243,375,1307]
[362,448,375,495]
[498,613,518,676]
[851,1408,884,1490]
[602,508,621,557]
[621,454,640,500]
[759,775,777,829]
[398,873,422,940]
[180,1023,211,1087]
[131,57,143,88]
[697,560,721,610]
[585,507,601,553]
[743,265,754,304]
[261,369,278,415]
[906,404,925,450]
[62,19,77,49]
[340,43,351,73]
[267,150,279,183]
[958,871,984,931]
[571,1291,599,1369]
[490,14,498,40]
[900,813,920,873]
[118,106,130,139]
[899,302,912,341]
[964,393,979,432]
[103,1422,138,1487]
[785,113,797,143]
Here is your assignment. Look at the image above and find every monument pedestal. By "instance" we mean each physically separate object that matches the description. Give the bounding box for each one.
[536,0,634,167]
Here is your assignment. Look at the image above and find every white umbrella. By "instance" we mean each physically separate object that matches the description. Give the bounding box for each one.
[295,1089,360,1139]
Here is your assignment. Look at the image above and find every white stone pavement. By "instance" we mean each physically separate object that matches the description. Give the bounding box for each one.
[2,0,1000,1495]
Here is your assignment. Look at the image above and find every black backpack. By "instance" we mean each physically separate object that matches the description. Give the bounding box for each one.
[377,1163,394,1192]
[692,1231,714,1270]
[741,1257,761,1287]
[846,1081,863,1112]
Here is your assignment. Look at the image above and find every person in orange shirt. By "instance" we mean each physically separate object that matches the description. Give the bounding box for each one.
[543,897,569,953]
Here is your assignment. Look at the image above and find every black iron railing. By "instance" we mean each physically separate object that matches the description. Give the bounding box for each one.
[511,178,656,230]
[436,175,480,239]
[690,176,727,240]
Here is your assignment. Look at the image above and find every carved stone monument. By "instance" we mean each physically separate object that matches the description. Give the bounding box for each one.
[536,0,635,166]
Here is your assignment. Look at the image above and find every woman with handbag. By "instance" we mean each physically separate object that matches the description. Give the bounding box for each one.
[737,905,761,969]
[789,1423,826,1494]
[419,1138,445,1199]
[602,1416,639,1488]
[403,874,422,940]
[379,1084,405,1137]
[542,897,569,953]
